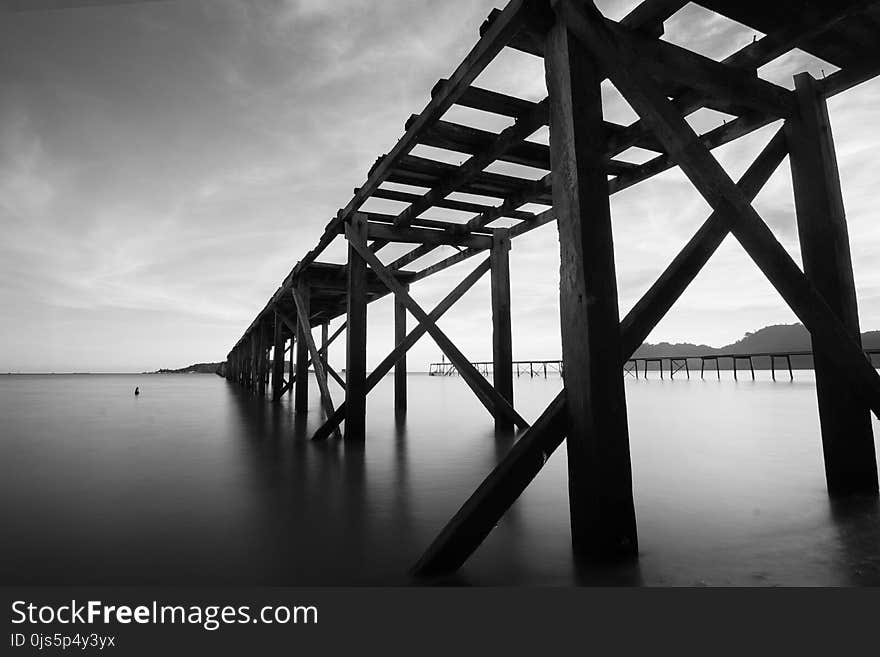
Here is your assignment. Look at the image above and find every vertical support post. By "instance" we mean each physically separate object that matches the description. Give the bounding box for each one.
[289,335,295,395]
[787,72,877,496]
[272,311,285,402]
[321,321,331,391]
[771,355,776,381]
[491,230,513,431]
[294,280,311,413]
[394,286,408,414]
[345,213,369,441]
[262,321,271,396]
[545,20,637,559]
[787,355,793,381]
[252,336,258,391]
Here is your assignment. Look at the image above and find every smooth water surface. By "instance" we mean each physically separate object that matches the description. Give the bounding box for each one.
[1,371,879,585]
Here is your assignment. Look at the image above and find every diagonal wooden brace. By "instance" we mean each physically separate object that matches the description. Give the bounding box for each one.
[346,225,530,430]
[312,256,493,441]
[557,0,880,419]
[291,287,342,440]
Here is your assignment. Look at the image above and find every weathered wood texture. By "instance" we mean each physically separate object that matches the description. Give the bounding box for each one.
[294,281,310,413]
[787,73,878,495]
[345,214,369,441]
[293,287,341,440]
[545,16,637,558]
[394,287,407,413]
[272,312,285,402]
[490,230,514,432]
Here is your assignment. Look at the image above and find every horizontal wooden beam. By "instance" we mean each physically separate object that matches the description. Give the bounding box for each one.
[604,16,795,118]
[365,186,535,221]
[420,117,648,175]
[366,222,492,249]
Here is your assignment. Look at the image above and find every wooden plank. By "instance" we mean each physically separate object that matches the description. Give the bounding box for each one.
[391,154,551,202]
[365,222,492,249]
[545,15,637,558]
[388,244,437,272]
[345,213,369,441]
[787,72,878,495]
[360,211,485,234]
[294,280,310,413]
[346,230,530,429]
[395,286,407,413]
[619,0,687,36]
[292,287,342,440]
[451,83,665,152]
[421,117,648,174]
[313,257,492,441]
[365,187,535,221]
[557,0,880,418]
[393,99,550,229]
[490,230,514,432]
[600,15,795,118]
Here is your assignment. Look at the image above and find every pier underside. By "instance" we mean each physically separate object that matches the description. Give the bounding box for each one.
[225,0,880,577]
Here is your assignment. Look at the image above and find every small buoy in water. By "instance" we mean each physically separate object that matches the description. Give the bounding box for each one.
[134,386,140,396]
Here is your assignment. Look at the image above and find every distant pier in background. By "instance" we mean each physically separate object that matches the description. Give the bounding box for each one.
[431,348,880,381]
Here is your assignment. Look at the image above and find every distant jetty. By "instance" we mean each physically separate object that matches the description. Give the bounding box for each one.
[153,362,224,375]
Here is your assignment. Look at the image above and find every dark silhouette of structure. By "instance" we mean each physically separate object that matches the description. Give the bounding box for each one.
[224,0,880,576]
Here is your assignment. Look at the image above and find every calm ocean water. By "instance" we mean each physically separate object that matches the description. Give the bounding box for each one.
[1,371,879,586]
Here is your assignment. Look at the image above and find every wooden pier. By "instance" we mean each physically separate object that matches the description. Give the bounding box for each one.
[224,0,880,576]
[429,359,563,378]
[433,349,880,380]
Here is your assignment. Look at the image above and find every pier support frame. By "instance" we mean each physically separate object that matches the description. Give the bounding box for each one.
[345,213,369,441]
[787,73,878,496]
[394,286,408,414]
[294,280,311,413]
[490,229,513,432]
[545,17,637,558]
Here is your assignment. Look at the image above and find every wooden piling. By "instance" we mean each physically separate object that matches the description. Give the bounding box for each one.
[395,286,407,414]
[272,311,285,401]
[491,230,513,431]
[345,213,369,441]
[787,72,878,495]
[545,17,637,559]
[294,280,311,413]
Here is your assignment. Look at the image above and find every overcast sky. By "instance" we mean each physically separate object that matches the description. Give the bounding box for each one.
[1,0,879,372]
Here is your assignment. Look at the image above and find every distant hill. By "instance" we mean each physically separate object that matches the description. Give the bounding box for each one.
[154,362,224,375]
[633,323,880,369]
